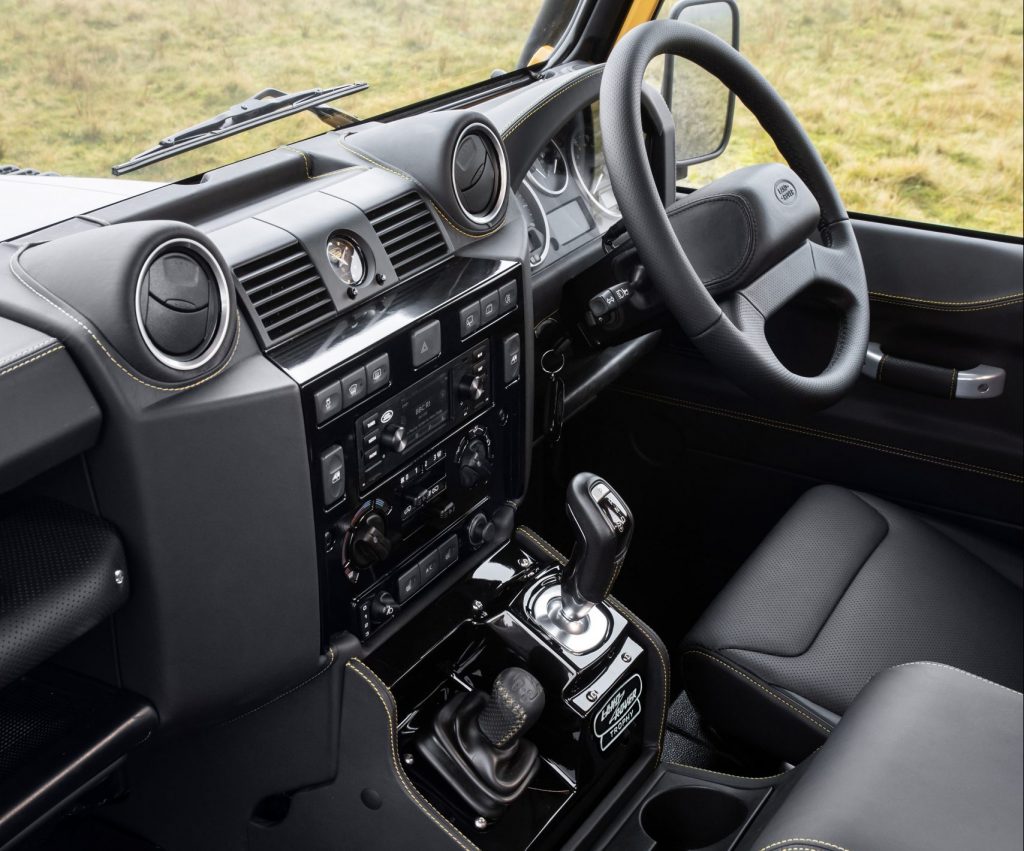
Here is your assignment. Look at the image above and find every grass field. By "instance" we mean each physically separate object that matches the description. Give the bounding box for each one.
[0,0,1020,234]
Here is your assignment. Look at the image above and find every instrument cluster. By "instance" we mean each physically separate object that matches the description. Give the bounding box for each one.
[515,103,620,271]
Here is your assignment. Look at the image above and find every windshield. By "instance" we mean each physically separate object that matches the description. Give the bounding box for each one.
[0,0,575,182]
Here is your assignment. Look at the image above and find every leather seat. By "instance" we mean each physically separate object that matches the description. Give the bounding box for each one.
[682,484,1023,762]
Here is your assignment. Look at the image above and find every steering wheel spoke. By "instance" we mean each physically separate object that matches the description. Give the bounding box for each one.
[601,21,870,408]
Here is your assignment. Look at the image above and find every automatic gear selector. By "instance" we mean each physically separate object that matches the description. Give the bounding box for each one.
[528,472,634,653]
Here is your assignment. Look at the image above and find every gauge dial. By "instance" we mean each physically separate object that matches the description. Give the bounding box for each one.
[515,184,550,268]
[571,129,619,220]
[527,141,569,196]
[326,235,366,286]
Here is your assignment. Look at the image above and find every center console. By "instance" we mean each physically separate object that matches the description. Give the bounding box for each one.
[272,257,527,643]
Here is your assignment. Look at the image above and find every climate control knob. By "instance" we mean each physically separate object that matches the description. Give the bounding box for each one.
[349,511,392,568]
[458,437,493,488]
[381,425,408,453]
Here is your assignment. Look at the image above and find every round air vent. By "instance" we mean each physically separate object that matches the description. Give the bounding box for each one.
[135,238,230,371]
[451,123,508,227]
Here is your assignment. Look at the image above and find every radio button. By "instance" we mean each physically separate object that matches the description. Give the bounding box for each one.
[362,430,380,450]
[480,290,499,324]
[341,367,367,408]
[364,445,382,467]
[362,412,380,432]
[313,381,342,424]
[366,353,390,392]
[498,281,517,314]
[411,320,442,367]
[459,301,481,339]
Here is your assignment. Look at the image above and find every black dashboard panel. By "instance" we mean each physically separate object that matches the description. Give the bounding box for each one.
[0,60,670,727]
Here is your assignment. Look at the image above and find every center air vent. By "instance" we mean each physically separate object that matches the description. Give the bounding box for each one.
[234,243,335,346]
[452,123,507,228]
[367,193,448,280]
[135,238,230,371]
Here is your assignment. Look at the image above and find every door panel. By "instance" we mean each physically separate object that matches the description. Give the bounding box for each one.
[612,218,1024,531]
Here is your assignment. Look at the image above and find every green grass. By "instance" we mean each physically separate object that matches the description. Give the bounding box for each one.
[670,0,1023,235]
[0,0,1020,235]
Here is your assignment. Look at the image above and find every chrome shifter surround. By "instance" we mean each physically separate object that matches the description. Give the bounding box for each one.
[526,580,611,655]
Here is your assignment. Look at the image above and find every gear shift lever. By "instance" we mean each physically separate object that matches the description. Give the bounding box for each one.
[528,473,634,653]
[560,473,634,620]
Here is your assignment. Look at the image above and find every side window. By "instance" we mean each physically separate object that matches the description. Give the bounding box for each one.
[656,1,1023,237]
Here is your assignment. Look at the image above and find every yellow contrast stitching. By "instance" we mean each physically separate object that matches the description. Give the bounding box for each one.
[663,753,818,782]
[683,650,831,734]
[493,682,527,746]
[948,368,957,400]
[277,146,362,181]
[868,290,1022,307]
[889,662,1024,698]
[616,389,1024,484]
[10,250,241,393]
[0,344,64,378]
[501,67,604,140]
[760,840,852,851]
[345,659,478,851]
[337,139,505,239]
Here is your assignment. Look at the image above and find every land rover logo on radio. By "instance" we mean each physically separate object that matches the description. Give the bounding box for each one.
[380,409,394,424]
[593,673,642,752]
[774,178,798,205]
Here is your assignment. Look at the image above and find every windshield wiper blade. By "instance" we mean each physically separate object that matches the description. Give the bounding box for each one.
[112,82,368,176]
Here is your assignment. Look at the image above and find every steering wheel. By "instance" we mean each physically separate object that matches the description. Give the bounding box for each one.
[600,21,869,408]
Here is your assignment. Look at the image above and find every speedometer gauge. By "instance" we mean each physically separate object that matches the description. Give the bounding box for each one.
[515,183,550,268]
[326,234,366,287]
[571,130,619,220]
[527,141,569,195]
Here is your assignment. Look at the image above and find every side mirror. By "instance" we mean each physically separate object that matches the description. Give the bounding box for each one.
[661,0,740,178]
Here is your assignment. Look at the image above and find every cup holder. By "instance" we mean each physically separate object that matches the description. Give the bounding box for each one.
[640,786,750,850]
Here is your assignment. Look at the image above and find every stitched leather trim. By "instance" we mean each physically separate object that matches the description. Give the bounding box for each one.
[10,248,241,393]
[345,658,479,851]
[0,344,64,379]
[869,290,1023,311]
[337,138,506,240]
[500,66,604,141]
[889,661,1024,698]
[222,648,336,726]
[615,388,1024,484]
[0,335,58,369]
[759,840,852,851]
[277,146,363,182]
[516,525,669,757]
[683,649,833,735]
[662,753,817,782]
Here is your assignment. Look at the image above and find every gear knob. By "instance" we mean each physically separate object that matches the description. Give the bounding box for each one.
[561,473,633,620]
[477,667,545,749]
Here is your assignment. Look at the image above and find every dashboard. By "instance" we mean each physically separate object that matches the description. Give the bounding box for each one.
[0,61,673,728]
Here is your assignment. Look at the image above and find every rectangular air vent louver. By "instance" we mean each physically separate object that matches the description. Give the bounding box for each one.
[234,243,335,346]
[367,193,449,281]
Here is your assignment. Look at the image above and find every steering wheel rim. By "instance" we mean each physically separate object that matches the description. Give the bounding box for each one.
[600,20,869,408]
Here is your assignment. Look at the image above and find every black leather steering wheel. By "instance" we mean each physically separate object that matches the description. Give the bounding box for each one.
[600,21,869,408]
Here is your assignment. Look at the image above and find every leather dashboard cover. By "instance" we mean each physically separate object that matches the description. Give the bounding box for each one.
[0,316,100,494]
[747,662,1023,851]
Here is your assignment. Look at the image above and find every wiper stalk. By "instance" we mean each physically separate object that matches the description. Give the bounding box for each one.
[112,82,368,176]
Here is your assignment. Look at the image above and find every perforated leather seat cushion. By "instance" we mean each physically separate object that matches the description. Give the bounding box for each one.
[682,485,1023,759]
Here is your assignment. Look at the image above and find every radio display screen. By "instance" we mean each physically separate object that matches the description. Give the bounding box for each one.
[401,372,449,445]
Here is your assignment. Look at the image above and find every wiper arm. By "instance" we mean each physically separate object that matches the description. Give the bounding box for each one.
[112,82,368,176]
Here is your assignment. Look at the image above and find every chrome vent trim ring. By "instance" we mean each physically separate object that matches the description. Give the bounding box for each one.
[134,237,231,372]
[451,122,508,228]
